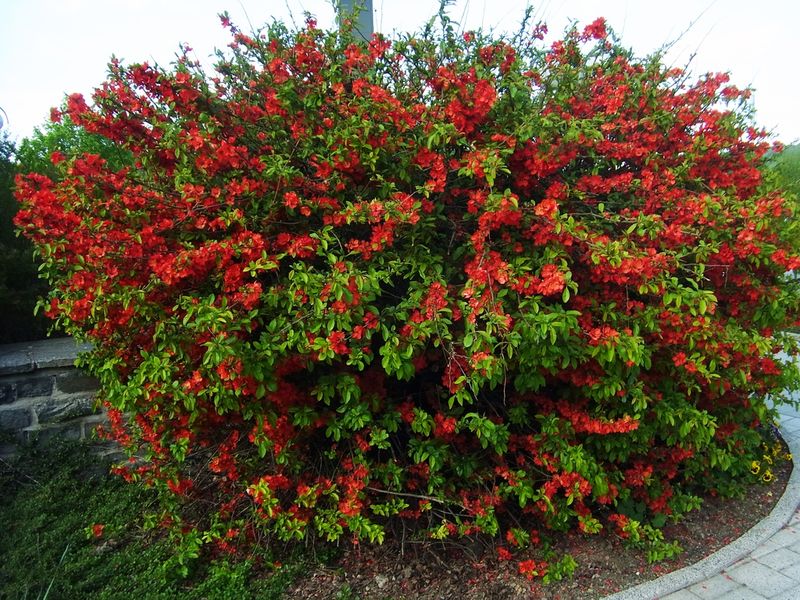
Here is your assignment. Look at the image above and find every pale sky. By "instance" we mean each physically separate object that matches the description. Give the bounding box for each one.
[1,1,798,143]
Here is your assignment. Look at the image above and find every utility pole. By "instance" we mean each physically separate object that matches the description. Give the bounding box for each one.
[337,0,374,40]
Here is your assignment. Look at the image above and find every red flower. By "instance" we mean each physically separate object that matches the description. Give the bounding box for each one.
[327,331,349,355]
[582,18,607,40]
[284,191,300,209]
[535,264,566,296]
[433,413,458,438]
[518,559,547,580]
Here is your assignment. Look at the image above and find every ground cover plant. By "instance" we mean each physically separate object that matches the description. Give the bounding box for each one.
[13,6,800,583]
[0,441,304,599]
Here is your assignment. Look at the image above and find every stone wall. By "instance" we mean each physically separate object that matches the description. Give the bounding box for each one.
[0,337,106,456]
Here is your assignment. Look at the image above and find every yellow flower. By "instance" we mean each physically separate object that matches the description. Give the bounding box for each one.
[762,470,774,483]
[750,461,761,475]
[785,453,793,461]
[763,455,773,465]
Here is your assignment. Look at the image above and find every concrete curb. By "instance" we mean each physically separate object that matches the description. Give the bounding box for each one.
[603,418,800,600]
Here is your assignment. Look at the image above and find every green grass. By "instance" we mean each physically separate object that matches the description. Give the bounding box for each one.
[0,441,307,599]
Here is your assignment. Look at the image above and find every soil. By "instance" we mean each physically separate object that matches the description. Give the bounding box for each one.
[285,453,792,599]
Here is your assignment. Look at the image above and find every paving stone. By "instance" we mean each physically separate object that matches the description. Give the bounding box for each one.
[780,419,800,433]
[661,589,703,600]
[769,586,800,600]
[728,558,755,571]
[726,559,796,597]
[688,573,741,599]
[778,561,800,583]
[766,527,800,549]
[714,589,769,600]
[777,399,800,411]
[788,539,800,554]
[755,548,800,571]
[751,540,782,559]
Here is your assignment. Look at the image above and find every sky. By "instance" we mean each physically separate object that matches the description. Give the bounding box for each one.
[1,0,798,143]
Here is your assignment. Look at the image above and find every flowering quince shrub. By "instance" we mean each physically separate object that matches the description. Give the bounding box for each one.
[14,11,800,578]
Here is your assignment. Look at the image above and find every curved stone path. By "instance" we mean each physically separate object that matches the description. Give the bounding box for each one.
[605,400,800,600]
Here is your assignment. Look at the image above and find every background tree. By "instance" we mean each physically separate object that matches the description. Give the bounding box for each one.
[772,144,800,198]
[16,110,131,178]
[0,131,49,342]
[0,106,133,343]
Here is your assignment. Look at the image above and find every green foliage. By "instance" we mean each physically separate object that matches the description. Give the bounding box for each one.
[620,519,683,564]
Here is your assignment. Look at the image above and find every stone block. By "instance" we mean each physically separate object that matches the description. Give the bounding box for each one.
[17,376,54,398]
[35,397,97,424]
[0,343,35,376]
[0,382,16,405]
[23,423,82,444]
[0,407,32,430]
[55,372,99,395]
[31,338,92,369]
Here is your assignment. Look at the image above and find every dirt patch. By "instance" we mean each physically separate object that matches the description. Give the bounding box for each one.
[286,455,791,599]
